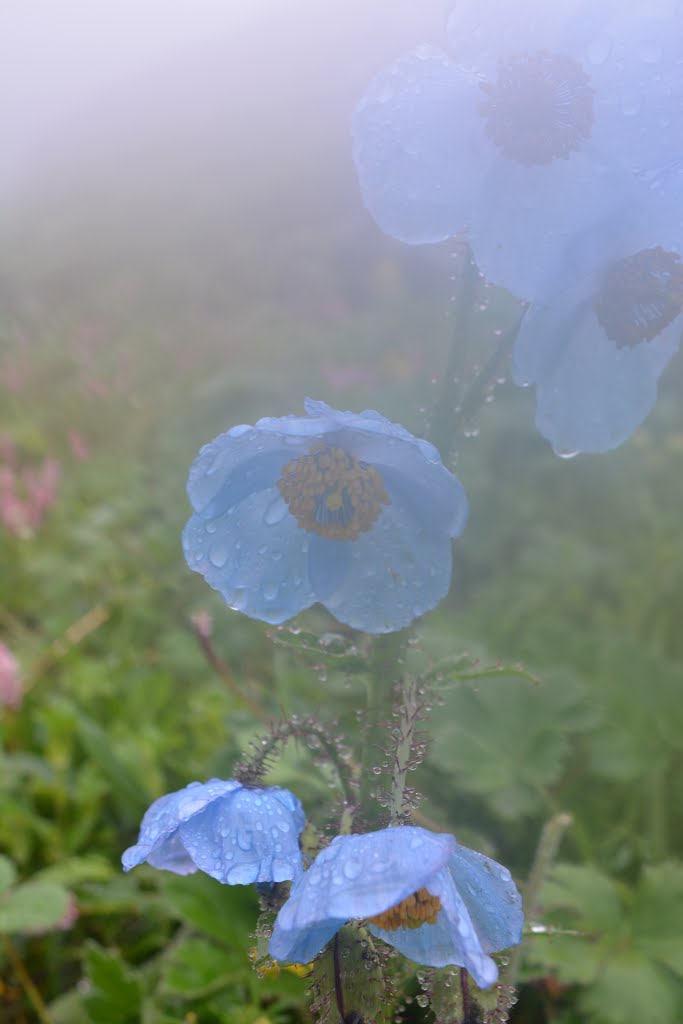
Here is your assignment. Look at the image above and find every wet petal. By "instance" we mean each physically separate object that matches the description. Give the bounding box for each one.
[121,779,240,871]
[179,786,306,885]
[369,865,498,987]
[323,503,455,633]
[269,828,453,964]
[448,846,524,953]
[353,47,481,243]
[183,487,316,625]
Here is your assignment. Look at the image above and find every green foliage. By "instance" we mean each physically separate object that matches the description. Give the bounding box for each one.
[525,862,683,1024]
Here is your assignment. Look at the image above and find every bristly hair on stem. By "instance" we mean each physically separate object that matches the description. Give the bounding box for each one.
[232,715,359,832]
[373,677,433,824]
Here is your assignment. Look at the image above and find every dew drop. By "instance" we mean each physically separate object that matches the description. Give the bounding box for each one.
[209,542,229,568]
[263,582,279,601]
[264,495,288,525]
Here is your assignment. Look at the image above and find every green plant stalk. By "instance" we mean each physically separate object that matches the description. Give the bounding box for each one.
[3,936,55,1024]
[507,811,573,985]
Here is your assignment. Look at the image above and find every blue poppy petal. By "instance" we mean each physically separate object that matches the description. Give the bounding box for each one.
[446,0,589,76]
[178,786,305,885]
[183,487,316,625]
[307,535,352,601]
[448,846,524,953]
[470,155,640,301]
[352,48,480,243]
[369,866,499,987]
[269,828,453,964]
[323,503,454,633]
[533,317,680,454]
[121,779,240,872]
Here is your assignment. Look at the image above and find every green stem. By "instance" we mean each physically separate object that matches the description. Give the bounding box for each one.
[507,811,572,985]
[3,936,54,1024]
[429,244,480,459]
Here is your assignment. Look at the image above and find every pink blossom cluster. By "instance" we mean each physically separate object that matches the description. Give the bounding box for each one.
[0,642,22,710]
[0,438,60,537]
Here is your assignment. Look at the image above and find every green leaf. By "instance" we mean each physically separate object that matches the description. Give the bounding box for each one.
[161,937,237,998]
[308,925,390,1024]
[83,942,144,1024]
[0,855,17,894]
[160,871,257,948]
[431,671,594,818]
[35,855,114,887]
[77,714,149,824]
[0,880,70,934]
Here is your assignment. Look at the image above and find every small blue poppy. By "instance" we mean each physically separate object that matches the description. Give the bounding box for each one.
[269,826,523,990]
[182,399,468,634]
[352,0,682,302]
[122,779,305,885]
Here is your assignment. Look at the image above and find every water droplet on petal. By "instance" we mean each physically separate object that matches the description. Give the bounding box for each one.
[209,542,229,568]
[264,495,289,525]
[343,858,362,880]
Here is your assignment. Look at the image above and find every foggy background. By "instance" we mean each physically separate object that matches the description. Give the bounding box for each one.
[1,0,456,331]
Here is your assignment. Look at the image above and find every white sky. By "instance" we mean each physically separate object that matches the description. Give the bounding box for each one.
[0,0,447,195]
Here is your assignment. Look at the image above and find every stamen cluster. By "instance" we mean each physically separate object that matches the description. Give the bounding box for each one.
[278,443,390,541]
[368,887,442,932]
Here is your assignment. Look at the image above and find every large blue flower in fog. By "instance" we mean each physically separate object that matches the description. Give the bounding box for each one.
[122,779,305,885]
[183,399,468,633]
[352,0,682,302]
[269,826,523,990]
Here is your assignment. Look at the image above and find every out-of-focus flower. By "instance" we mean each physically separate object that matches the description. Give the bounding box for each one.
[68,430,90,461]
[269,826,523,990]
[0,643,22,711]
[0,454,60,537]
[183,399,467,634]
[513,203,683,453]
[352,0,682,301]
[122,779,305,885]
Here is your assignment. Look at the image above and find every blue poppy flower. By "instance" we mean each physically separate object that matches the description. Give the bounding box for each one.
[182,399,468,633]
[513,197,683,454]
[352,0,682,301]
[122,779,305,885]
[269,826,523,990]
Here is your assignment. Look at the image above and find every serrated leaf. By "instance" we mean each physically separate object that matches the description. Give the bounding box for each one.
[84,942,144,1023]
[0,880,70,934]
[161,937,236,998]
[431,672,593,818]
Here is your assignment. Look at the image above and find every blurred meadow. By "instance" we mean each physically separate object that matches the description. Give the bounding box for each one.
[2,2,683,1022]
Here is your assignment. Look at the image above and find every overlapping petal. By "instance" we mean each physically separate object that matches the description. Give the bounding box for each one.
[183,400,468,633]
[269,826,523,989]
[122,780,305,885]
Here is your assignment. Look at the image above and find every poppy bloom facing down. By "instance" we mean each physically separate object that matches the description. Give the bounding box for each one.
[269,826,523,990]
[122,779,305,885]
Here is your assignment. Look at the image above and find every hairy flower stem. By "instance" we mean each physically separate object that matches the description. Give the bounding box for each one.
[507,811,573,984]
[360,632,407,816]
[388,677,424,825]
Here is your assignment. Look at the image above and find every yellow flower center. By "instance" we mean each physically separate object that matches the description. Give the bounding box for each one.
[277,443,390,541]
[367,887,442,931]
